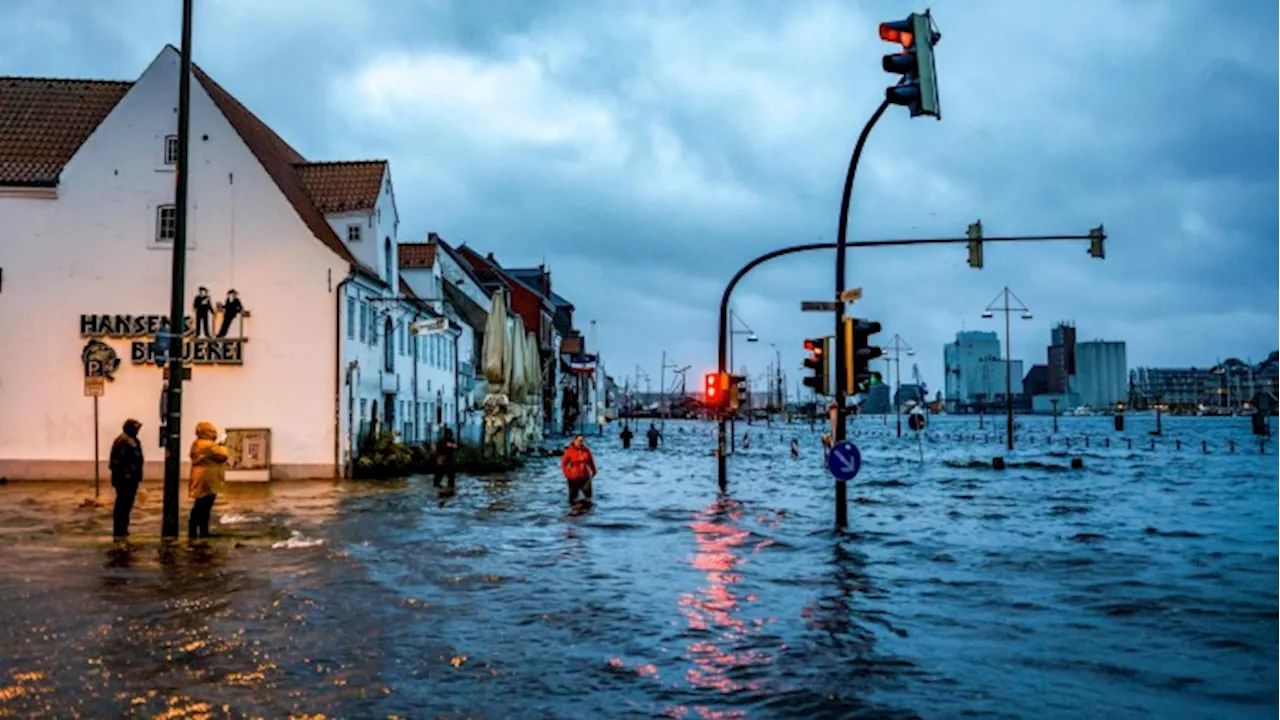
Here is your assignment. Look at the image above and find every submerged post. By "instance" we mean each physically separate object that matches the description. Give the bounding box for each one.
[161,0,194,539]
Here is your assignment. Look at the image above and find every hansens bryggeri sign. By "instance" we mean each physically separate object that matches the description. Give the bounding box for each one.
[79,288,250,366]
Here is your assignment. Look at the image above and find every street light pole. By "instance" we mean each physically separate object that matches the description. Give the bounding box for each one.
[983,286,1032,451]
[834,98,891,530]
[161,0,194,539]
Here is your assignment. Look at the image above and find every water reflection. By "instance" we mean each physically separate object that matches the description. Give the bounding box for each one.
[679,495,777,705]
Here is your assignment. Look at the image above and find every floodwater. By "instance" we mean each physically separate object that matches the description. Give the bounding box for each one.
[0,415,1275,719]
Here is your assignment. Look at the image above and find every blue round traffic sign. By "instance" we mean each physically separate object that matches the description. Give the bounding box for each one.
[827,440,862,482]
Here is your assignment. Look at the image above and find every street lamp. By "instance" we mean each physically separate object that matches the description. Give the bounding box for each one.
[885,335,914,437]
[983,286,1032,451]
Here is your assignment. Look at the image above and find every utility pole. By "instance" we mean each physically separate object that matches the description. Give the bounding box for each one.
[983,286,1032,451]
[161,0,194,539]
[884,334,914,438]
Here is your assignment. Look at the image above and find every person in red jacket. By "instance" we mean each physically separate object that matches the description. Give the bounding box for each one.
[560,435,597,504]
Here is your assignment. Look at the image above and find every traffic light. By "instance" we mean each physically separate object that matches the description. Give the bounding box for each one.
[1088,224,1106,259]
[802,338,830,396]
[847,318,884,393]
[879,11,941,119]
[967,219,983,269]
[729,374,747,411]
[705,371,730,410]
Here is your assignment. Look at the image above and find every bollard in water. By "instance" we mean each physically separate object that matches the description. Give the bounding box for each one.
[992,457,1005,470]
[1126,438,1132,449]
[1066,437,1072,447]
[1229,440,1235,453]
[1085,436,1090,448]
[1114,414,1125,431]
[1105,438,1110,448]
[1070,457,1084,470]
[1150,438,1155,450]
[1176,440,1181,450]
[1202,440,1208,453]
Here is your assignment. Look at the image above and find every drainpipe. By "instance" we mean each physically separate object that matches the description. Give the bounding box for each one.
[334,272,354,479]
[412,309,420,443]
[453,325,461,438]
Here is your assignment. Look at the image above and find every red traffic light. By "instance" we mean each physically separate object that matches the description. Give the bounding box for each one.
[879,19,914,47]
[705,373,717,398]
[804,339,815,352]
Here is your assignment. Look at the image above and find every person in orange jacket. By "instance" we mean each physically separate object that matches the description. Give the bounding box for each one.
[560,435,597,504]
[189,421,230,539]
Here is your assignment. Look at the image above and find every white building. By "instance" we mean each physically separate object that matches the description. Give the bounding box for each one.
[1075,340,1127,409]
[0,47,459,480]
[398,234,490,446]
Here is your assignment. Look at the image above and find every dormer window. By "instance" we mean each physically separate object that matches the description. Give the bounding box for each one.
[164,135,179,165]
[347,224,362,243]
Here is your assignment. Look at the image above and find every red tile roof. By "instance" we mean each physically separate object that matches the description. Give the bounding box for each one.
[295,160,386,213]
[398,242,436,269]
[0,51,394,278]
[0,77,132,186]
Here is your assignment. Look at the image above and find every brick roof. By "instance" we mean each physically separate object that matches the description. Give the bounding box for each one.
[398,242,436,269]
[0,77,132,186]
[295,160,386,213]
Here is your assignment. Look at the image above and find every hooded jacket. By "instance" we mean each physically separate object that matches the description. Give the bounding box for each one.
[189,421,230,499]
[560,440,596,483]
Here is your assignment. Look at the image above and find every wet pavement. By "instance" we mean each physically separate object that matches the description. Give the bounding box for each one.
[0,415,1276,719]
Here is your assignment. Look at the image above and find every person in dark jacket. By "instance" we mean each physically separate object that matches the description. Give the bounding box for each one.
[646,423,662,450]
[108,419,144,539]
[433,428,459,488]
[620,424,634,449]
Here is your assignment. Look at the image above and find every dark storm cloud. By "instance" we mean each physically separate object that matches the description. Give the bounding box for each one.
[2,0,1275,387]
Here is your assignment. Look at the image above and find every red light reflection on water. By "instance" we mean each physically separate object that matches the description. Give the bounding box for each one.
[672,499,780,702]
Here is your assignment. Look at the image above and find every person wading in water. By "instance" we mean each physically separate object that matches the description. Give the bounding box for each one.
[560,435,597,505]
[646,423,662,450]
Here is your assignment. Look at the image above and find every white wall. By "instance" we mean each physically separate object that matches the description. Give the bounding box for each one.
[0,47,349,478]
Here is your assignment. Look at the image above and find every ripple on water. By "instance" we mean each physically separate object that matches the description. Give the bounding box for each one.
[0,416,1276,718]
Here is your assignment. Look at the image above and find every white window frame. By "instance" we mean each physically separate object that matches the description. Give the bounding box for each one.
[347,224,362,243]
[163,135,179,166]
[155,204,177,243]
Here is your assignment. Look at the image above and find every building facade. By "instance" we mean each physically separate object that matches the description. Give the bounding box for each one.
[1075,340,1127,409]
[0,47,465,480]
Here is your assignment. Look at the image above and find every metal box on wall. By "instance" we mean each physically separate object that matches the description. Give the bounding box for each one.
[225,427,271,483]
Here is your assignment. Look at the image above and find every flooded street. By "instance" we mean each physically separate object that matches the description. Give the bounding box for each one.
[1,416,1276,719]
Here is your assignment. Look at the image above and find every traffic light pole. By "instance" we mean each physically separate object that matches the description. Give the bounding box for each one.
[161,0,194,540]
[715,232,1102,493]
[833,98,890,529]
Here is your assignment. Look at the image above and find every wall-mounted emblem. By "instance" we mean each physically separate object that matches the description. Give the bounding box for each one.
[82,339,121,381]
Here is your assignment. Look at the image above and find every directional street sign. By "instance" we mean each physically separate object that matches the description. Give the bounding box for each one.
[826,440,862,482]
[801,300,841,312]
[839,288,863,303]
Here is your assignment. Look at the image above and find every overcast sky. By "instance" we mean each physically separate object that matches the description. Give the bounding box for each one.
[4,0,1276,396]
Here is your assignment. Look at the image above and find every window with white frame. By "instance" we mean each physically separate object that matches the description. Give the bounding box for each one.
[359,301,368,342]
[164,135,179,165]
[346,297,355,339]
[155,205,177,243]
[347,224,362,243]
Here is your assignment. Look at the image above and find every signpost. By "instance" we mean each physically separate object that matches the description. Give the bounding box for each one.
[83,349,108,500]
[826,440,862,482]
[839,288,864,303]
[801,300,841,312]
